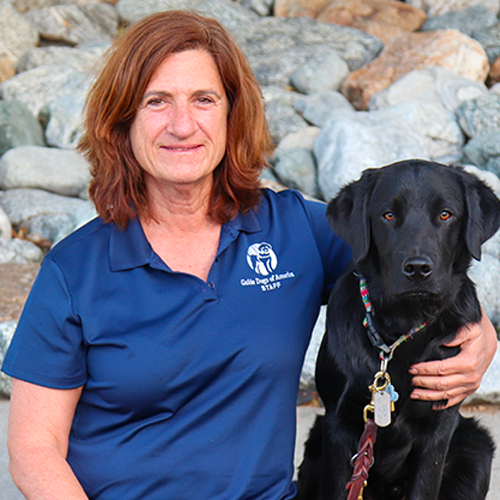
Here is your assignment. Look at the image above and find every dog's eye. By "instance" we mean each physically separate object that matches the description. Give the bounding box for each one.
[383,212,395,221]
[440,211,452,221]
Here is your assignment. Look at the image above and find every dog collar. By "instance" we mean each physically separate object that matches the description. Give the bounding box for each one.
[356,273,427,365]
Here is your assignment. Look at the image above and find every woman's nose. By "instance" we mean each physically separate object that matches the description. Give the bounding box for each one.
[166,104,197,138]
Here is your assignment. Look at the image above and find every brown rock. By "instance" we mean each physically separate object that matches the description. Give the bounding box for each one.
[0,56,15,83]
[274,0,331,18]
[0,263,39,323]
[317,0,426,44]
[341,29,489,110]
[488,55,500,86]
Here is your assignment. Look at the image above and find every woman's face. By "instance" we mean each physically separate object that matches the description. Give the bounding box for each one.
[130,49,229,194]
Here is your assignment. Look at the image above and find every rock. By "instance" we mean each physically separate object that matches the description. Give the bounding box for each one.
[470,254,500,328]
[0,320,17,397]
[0,55,15,83]
[317,0,426,45]
[466,342,500,404]
[0,65,89,118]
[198,0,260,35]
[342,29,489,110]
[471,22,500,64]
[0,0,39,68]
[241,16,383,88]
[405,0,500,17]
[13,0,116,13]
[0,188,88,243]
[463,131,500,174]
[274,0,331,18]
[115,0,204,23]
[16,43,109,73]
[293,90,355,127]
[369,66,488,113]
[386,100,464,163]
[0,146,90,197]
[25,3,119,46]
[0,237,43,264]
[300,306,326,388]
[0,206,11,240]
[0,100,45,157]
[276,126,320,151]
[315,108,428,199]
[290,49,349,94]
[236,0,273,16]
[456,93,500,138]
[262,87,309,144]
[273,147,319,198]
[488,54,500,85]
[44,93,85,149]
[421,5,497,37]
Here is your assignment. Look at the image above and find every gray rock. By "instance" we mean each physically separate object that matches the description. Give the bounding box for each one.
[13,0,112,13]
[315,109,428,200]
[293,91,355,127]
[290,49,349,94]
[470,254,500,328]
[370,67,488,114]
[300,306,326,389]
[16,43,109,73]
[263,87,308,144]
[0,320,16,397]
[386,100,464,163]
[421,5,497,37]
[25,3,119,46]
[44,93,85,149]
[240,16,383,88]
[236,0,273,16]
[0,206,11,240]
[0,237,43,264]
[0,0,39,64]
[277,127,320,151]
[0,65,89,118]
[0,99,45,157]
[116,0,204,23]
[471,22,500,63]
[463,131,500,172]
[0,188,88,243]
[0,146,90,198]
[273,147,319,199]
[198,0,260,35]
[456,93,500,138]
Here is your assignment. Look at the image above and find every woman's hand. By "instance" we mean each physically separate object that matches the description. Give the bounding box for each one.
[409,309,498,409]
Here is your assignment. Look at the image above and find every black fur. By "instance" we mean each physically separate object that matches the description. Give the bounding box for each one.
[297,160,499,500]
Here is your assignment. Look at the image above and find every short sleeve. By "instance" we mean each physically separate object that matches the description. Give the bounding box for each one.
[293,192,352,301]
[2,258,87,389]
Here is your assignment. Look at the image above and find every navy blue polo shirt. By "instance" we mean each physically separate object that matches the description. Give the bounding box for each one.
[2,188,351,500]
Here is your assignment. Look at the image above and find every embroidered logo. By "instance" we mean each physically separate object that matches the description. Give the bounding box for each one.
[246,242,278,276]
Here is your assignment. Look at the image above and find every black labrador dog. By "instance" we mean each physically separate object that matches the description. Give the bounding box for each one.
[297,160,499,500]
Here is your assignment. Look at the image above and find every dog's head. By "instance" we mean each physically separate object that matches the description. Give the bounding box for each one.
[327,160,500,306]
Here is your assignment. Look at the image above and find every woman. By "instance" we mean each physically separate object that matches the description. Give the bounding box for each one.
[2,10,496,500]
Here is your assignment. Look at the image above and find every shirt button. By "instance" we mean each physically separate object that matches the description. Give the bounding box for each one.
[208,281,215,289]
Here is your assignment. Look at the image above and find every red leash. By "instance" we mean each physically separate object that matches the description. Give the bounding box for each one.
[346,418,377,500]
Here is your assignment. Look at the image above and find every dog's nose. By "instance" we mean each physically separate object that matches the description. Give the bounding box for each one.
[402,257,433,282]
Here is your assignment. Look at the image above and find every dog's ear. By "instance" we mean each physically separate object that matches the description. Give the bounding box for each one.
[326,170,376,263]
[461,170,500,261]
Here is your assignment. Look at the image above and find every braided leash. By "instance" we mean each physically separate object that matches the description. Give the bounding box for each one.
[346,418,377,500]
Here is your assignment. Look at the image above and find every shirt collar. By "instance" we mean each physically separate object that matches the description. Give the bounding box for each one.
[109,209,262,272]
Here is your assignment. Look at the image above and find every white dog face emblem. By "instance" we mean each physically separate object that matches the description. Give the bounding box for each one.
[246,242,278,276]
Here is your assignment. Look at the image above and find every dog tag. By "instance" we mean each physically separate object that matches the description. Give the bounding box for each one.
[374,390,391,427]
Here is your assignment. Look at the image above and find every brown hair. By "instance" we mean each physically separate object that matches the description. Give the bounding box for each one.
[78,10,271,227]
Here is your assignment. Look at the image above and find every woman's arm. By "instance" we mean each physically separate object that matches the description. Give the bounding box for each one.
[8,378,88,499]
[409,309,497,409]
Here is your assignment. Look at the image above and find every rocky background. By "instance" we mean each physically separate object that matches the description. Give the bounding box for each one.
[1,0,500,398]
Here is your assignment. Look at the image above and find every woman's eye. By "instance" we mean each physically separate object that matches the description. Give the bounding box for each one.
[440,210,452,221]
[383,212,395,221]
